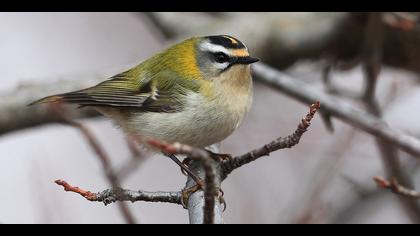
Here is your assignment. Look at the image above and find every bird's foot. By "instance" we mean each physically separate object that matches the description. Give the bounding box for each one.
[181,182,204,209]
[181,183,227,211]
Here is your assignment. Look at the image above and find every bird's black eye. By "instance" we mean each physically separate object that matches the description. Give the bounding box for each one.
[213,52,229,63]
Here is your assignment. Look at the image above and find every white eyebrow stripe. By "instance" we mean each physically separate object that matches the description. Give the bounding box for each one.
[200,42,232,56]
[214,62,230,70]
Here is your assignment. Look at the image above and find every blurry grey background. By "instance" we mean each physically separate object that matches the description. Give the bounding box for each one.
[0,12,419,224]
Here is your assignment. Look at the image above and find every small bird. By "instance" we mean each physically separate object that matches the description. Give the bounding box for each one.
[31,35,258,182]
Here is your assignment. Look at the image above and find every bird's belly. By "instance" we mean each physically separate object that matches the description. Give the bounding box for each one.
[125,106,241,148]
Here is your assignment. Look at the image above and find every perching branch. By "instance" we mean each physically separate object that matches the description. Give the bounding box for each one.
[55,179,182,205]
[374,176,420,199]
[222,101,321,177]
[147,139,220,224]
[56,136,224,224]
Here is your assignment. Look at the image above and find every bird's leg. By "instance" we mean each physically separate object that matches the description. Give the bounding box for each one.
[163,153,203,186]
[205,149,233,162]
[180,157,193,176]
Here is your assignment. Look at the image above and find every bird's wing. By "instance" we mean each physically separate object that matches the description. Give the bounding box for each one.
[30,70,195,113]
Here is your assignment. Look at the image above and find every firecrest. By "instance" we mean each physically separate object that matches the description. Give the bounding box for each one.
[31,35,259,150]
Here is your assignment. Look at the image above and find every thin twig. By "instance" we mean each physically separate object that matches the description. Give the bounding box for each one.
[55,179,97,201]
[374,176,420,199]
[50,105,137,224]
[147,139,218,224]
[55,179,182,205]
[222,102,320,177]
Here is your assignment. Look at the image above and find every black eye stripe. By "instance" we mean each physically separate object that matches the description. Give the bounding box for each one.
[213,52,230,63]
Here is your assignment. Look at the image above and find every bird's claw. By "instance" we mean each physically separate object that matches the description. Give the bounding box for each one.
[217,187,227,212]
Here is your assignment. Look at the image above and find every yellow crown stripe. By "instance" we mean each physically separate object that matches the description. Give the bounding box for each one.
[222,35,239,44]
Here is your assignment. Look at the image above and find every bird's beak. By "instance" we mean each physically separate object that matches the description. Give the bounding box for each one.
[236,56,260,65]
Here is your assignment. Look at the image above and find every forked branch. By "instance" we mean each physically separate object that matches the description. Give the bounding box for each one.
[222,102,320,177]
[147,139,219,224]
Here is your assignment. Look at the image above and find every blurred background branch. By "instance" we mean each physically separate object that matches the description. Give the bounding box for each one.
[0,78,101,136]
[374,176,420,199]
[51,105,137,224]
[359,12,420,222]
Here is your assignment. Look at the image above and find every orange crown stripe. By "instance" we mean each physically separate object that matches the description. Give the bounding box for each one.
[231,49,249,57]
